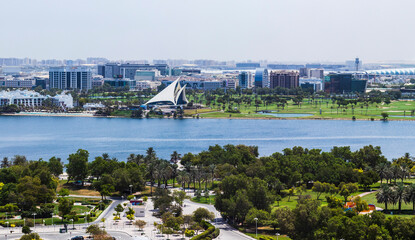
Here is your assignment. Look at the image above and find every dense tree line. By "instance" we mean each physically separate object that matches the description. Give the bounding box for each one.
[0,155,62,215]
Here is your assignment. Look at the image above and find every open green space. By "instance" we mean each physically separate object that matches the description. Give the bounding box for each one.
[245,232,291,240]
[198,99,415,120]
[191,195,216,205]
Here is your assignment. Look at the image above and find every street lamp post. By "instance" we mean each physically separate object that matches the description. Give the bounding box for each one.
[276,233,280,240]
[32,213,37,229]
[70,219,74,230]
[254,217,258,238]
[129,185,133,195]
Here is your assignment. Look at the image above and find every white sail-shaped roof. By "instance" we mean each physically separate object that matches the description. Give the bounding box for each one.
[145,78,189,106]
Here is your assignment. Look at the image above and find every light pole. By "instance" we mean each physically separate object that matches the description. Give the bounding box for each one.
[254,217,258,238]
[5,221,9,229]
[70,219,74,230]
[32,213,37,229]
[276,233,280,240]
[129,185,133,195]
[52,212,54,231]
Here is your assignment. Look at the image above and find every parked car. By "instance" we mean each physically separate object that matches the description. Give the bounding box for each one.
[71,236,84,240]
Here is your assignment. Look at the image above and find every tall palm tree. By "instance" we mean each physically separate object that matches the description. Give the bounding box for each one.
[375,162,390,184]
[145,147,156,163]
[170,151,181,164]
[394,182,406,213]
[376,184,392,211]
[404,183,415,214]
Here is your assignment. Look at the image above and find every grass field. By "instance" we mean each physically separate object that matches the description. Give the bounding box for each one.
[272,189,364,210]
[191,195,216,205]
[57,180,101,197]
[245,232,291,240]
[196,98,415,120]
[361,192,415,213]
[88,92,415,121]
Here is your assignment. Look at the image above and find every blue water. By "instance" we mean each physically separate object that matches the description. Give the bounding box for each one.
[0,116,414,162]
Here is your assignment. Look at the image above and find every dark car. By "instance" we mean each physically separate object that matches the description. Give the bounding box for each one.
[71,236,84,240]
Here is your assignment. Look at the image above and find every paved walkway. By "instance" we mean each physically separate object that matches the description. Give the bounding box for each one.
[0,192,255,240]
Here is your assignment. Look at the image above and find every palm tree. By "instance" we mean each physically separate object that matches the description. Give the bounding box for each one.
[375,162,390,184]
[404,183,415,214]
[376,184,392,211]
[391,164,402,184]
[394,182,406,213]
[145,147,156,163]
[170,151,181,164]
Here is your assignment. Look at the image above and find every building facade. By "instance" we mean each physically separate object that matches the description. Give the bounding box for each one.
[324,73,367,94]
[98,63,169,79]
[309,69,324,79]
[49,66,92,90]
[238,71,252,89]
[0,90,73,108]
[0,79,33,88]
[269,71,299,89]
[254,68,269,88]
[135,70,159,81]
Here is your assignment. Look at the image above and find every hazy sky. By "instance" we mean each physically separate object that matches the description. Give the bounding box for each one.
[1,0,415,62]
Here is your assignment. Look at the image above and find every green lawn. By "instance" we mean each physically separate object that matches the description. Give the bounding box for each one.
[86,93,415,121]
[191,195,216,205]
[272,189,364,210]
[198,98,415,121]
[361,192,415,214]
[245,232,291,240]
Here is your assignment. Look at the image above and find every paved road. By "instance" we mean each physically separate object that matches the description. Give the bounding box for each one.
[2,230,134,240]
[0,193,254,240]
[183,199,255,240]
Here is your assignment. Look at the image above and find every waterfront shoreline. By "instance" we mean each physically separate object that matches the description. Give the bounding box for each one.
[2,112,415,121]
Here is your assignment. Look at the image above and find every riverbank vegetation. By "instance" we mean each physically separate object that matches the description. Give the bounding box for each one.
[2,144,415,238]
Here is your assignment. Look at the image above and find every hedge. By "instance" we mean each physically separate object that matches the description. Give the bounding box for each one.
[191,220,220,240]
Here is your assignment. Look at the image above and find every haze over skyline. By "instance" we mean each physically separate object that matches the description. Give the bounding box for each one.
[2,0,415,62]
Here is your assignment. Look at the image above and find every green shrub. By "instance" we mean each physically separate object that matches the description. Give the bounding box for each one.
[191,221,217,240]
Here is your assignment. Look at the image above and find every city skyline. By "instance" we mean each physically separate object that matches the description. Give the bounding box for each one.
[2,0,415,62]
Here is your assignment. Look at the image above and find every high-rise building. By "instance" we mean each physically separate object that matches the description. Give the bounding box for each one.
[324,73,367,94]
[309,69,324,79]
[269,71,299,89]
[299,68,309,77]
[254,68,269,88]
[49,66,92,90]
[238,71,252,89]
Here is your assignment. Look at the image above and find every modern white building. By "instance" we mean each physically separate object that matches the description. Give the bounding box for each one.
[49,66,92,90]
[145,78,188,106]
[0,90,73,109]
